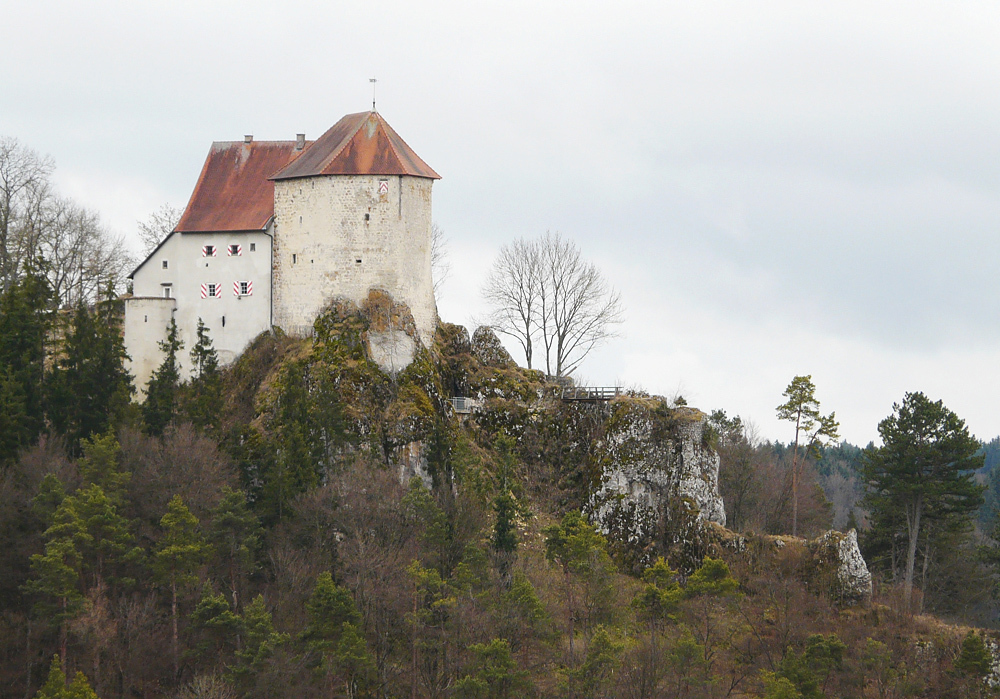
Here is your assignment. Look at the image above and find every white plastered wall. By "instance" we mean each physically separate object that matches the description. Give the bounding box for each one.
[271,174,437,347]
[125,229,273,392]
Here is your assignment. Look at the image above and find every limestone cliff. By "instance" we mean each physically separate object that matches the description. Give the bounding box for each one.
[588,398,726,554]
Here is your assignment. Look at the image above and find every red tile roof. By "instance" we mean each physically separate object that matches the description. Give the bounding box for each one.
[175,141,310,232]
[270,111,440,181]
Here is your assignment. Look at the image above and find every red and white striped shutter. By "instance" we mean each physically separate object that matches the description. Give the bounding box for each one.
[200,283,208,298]
[233,280,240,296]
[214,282,222,298]
[227,244,242,257]
[246,280,253,296]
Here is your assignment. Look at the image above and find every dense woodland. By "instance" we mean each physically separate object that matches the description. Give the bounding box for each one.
[3,139,1000,697]
[1,263,1000,699]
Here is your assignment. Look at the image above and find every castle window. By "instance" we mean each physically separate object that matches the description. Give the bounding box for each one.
[201,283,221,298]
[162,260,168,269]
[202,244,216,257]
[163,286,172,299]
[249,243,256,252]
[364,213,370,222]
[234,280,252,297]
[293,254,297,264]
[228,244,242,256]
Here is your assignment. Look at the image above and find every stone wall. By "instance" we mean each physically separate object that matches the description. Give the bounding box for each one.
[272,174,437,348]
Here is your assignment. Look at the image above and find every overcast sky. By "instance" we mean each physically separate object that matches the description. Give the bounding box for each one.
[4,1,1000,446]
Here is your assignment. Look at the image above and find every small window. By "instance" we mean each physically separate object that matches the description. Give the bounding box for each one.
[292,254,297,264]
[162,260,168,269]
[228,244,241,256]
[202,244,216,257]
[355,258,362,264]
[249,243,256,252]
[234,280,252,297]
[201,282,221,298]
[163,286,172,299]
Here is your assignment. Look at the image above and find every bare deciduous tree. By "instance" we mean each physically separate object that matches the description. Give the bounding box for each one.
[483,232,623,377]
[430,222,449,295]
[0,136,135,302]
[0,136,53,292]
[137,203,182,256]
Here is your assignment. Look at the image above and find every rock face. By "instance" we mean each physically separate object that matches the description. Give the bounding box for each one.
[813,528,873,602]
[589,399,726,552]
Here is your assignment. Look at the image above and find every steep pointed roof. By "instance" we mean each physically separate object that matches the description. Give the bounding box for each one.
[270,111,440,181]
[176,140,311,232]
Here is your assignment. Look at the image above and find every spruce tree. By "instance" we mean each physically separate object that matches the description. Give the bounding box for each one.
[143,317,182,437]
[207,487,261,612]
[185,318,222,433]
[0,261,54,448]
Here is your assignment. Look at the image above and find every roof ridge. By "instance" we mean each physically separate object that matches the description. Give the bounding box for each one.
[375,114,408,172]
[316,112,370,174]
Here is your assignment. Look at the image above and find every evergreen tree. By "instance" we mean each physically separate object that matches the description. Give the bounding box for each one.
[34,655,101,699]
[188,586,240,665]
[301,572,372,698]
[543,511,616,667]
[0,366,30,467]
[955,631,991,678]
[24,539,83,665]
[153,495,207,678]
[143,317,182,437]
[861,392,984,605]
[230,595,288,687]
[0,260,54,452]
[184,318,222,433]
[776,376,840,536]
[454,638,531,699]
[77,432,129,506]
[207,487,261,612]
[49,293,133,452]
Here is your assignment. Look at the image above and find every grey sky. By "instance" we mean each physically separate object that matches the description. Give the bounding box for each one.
[4,1,999,445]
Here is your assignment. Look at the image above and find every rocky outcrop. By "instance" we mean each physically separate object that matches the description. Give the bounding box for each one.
[589,399,726,558]
[812,528,873,602]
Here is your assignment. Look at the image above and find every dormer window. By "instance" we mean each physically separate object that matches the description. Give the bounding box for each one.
[202,245,217,257]
[228,244,242,256]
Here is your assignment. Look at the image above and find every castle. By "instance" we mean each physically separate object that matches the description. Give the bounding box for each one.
[124,111,440,390]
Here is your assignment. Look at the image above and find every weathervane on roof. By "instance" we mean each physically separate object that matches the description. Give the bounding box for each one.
[370,77,377,111]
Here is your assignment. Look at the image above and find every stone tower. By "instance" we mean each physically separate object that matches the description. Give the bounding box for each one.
[268,111,441,347]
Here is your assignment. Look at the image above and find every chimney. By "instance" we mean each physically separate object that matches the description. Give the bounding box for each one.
[244,134,253,144]
[296,133,305,150]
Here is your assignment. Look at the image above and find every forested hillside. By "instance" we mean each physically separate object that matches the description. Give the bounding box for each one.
[2,274,1000,698]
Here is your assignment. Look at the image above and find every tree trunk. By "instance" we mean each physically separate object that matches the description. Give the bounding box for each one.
[791,411,802,537]
[171,578,179,679]
[904,495,923,608]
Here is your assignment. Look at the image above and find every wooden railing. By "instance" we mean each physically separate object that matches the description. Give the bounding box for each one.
[559,386,622,402]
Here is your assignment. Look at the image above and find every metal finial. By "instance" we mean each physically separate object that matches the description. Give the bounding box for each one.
[369,77,377,111]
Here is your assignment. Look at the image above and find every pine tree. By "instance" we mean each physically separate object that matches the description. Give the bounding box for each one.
[24,539,84,665]
[143,317,182,437]
[154,495,207,678]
